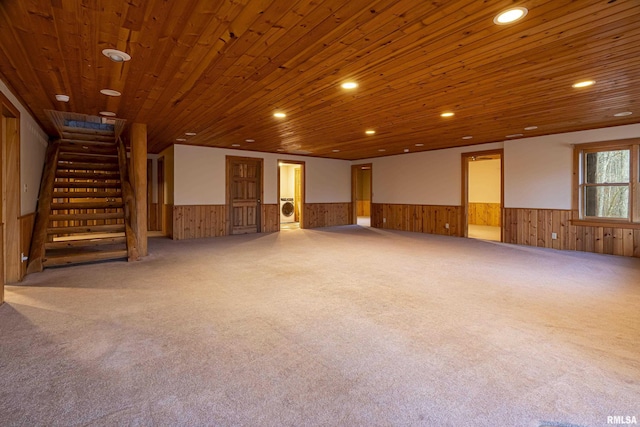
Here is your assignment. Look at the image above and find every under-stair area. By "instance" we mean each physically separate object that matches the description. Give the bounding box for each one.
[28,112,139,271]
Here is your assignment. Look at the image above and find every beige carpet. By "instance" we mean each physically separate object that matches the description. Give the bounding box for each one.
[1,226,639,426]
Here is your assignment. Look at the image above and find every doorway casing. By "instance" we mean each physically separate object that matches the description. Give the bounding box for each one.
[277,160,305,229]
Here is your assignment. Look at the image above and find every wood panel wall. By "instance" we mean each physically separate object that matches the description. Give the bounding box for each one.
[504,208,640,258]
[468,203,501,226]
[303,203,352,229]
[164,204,173,238]
[356,200,371,216]
[172,204,279,240]
[19,213,35,280]
[371,203,463,237]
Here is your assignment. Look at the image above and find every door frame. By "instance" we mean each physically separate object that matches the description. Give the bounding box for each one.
[1,92,21,299]
[277,159,305,229]
[461,149,504,241]
[226,156,264,235]
[351,163,372,224]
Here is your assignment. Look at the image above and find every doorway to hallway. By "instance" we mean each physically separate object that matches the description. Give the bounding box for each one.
[462,150,503,242]
[352,164,372,227]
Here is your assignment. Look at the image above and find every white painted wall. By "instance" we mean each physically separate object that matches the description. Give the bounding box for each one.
[279,164,297,199]
[0,79,48,215]
[364,124,640,210]
[367,142,504,205]
[172,144,351,205]
[469,159,501,203]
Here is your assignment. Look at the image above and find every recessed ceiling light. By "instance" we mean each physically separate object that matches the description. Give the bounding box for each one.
[415,143,424,147]
[99,111,116,117]
[55,94,70,102]
[404,149,409,153]
[341,82,358,89]
[462,136,473,140]
[440,112,454,118]
[276,148,285,152]
[572,80,595,88]
[493,7,528,25]
[524,126,538,131]
[378,149,386,152]
[185,132,197,136]
[231,144,241,147]
[245,139,255,143]
[365,130,376,135]
[176,138,187,142]
[613,111,633,117]
[274,112,286,118]
[332,149,340,152]
[100,89,121,97]
[102,48,131,63]
[506,133,524,138]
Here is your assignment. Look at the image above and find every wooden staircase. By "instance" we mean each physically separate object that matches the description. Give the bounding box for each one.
[28,112,139,271]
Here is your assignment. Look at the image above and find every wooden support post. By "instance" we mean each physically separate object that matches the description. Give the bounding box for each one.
[130,123,148,256]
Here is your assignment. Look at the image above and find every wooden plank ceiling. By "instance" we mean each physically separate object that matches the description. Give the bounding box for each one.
[0,0,639,160]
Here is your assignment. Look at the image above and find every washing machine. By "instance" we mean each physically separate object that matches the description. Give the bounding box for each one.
[280,198,295,223]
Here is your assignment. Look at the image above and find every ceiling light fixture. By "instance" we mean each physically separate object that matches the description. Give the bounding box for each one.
[506,133,524,138]
[493,7,528,25]
[102,48,131,63]
[341,82,358,89]
[99,111,116,117]
[245,139,255,143]
[572,80,595,88]
[176,138,187,142]
[185,132,197,136]
[378,149,386,152]
[415,143,424,147]
[55,94,70,102]
[231,144,241,147]
[440,112,454,118]
[100,89,121,97]
[274,112,286,118]
[332,149,340,152]
[613,111,633,117]
[462,136,473,140]
[365,130,376,135]
[404,149,409,153]
[524,126,538,130]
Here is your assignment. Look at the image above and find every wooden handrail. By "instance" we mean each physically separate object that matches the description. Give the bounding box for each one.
[27,140,61,273]
[117,137,140,261]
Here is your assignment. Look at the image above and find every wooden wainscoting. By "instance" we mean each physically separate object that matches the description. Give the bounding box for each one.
[164,204,173,238]
[172,205,227,240]
[303,203,352,228]
[19,213,36,280]
[262,204,279,233]
[172,204,279,240]
[148,202,162,231]
[371,204,463,237]
[468,203,501,226]
[504,208,640,258]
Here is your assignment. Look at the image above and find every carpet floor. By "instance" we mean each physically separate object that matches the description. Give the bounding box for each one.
[1,226,639,427]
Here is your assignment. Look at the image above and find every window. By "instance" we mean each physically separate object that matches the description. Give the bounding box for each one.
[575,139,639,224]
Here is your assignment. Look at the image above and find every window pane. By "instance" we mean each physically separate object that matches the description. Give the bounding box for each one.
[585,150,630,184]
[584,186,629,218]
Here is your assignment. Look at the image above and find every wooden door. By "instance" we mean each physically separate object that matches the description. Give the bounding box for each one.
[227,156,262,235]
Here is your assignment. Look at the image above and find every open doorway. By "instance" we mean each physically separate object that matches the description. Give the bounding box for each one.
[462,150,503,242]
[278,160,305,230]
[352,163,372,227]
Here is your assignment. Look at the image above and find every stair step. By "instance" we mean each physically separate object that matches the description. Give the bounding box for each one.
[58,153,118,162]
[57,162,120,171]
[45,236,127,250]
[54,181,121,189]
[43,249,128,267]
[49,212,124,221]
[58,143,118,155]
[47,224,126,235]
[62,126,115,136]
[51,201,124,210]
[56,170,120,179]
[52,191,122,198]
[59,138,117,147]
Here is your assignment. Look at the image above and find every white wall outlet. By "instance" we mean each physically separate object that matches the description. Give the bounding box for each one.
[445,223,450,229]
[551,232,558,240]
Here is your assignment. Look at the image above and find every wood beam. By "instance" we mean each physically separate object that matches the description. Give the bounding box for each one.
[130,123,148,256]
